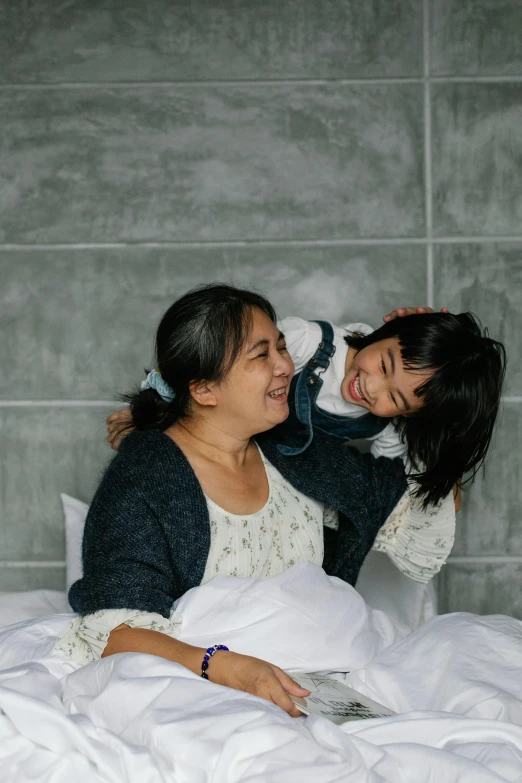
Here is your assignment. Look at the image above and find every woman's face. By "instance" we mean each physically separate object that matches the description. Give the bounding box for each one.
[212,307,295,435]
[341,337,432,418]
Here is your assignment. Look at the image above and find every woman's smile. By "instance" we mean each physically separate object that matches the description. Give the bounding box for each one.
[267,384,288,403]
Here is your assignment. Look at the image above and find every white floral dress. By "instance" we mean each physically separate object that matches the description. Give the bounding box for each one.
[201,449,324,583]
[372,486,455,582]
[54,452,455,665]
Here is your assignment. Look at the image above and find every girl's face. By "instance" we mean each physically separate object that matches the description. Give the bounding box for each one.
[211,307,295,436]
[341,337,432,418]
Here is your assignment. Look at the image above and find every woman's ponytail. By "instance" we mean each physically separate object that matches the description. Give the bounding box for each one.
[126,385,180,432]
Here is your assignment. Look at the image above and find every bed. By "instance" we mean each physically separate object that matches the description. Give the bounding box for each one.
[0,501,521,782]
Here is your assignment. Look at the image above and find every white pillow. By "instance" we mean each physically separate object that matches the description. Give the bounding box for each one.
[60,493,88,592]
[59,494,437,629]
[0,590,71,628]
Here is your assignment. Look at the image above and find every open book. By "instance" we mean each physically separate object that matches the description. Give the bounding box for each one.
[287,672,396,725]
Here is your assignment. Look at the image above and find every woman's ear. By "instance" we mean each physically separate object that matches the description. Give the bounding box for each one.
[189,380,218,408]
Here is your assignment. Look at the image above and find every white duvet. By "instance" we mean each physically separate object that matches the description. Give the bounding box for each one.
[1,563,521,782]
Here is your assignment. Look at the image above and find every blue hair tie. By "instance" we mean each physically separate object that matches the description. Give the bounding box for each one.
[140,369,176,403]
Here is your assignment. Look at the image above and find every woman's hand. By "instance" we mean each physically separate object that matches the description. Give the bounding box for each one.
[104,626,309,718]
[382,306,449,322]
[106,408,134,450]
[210,650,310,718]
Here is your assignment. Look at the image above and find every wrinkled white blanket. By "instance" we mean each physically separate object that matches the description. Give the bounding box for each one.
[1,563,521,782]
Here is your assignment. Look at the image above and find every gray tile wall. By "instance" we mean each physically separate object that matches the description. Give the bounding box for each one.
[1,1,520,614]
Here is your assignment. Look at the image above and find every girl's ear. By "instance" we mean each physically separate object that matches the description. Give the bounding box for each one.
[189,380,218,408]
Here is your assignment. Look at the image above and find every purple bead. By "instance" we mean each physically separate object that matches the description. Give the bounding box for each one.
[201,644,229,681]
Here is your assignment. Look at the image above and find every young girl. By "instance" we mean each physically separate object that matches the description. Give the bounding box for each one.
[277,308,506,508]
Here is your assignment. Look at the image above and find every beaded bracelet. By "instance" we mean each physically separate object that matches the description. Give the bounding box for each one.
[201,644,229,679]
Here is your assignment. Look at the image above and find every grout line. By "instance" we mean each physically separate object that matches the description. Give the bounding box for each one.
[431,236,522,244]
[1,236,522,251]
[0,78,425,90]
[0,561,65,568]
[431,75,522,83]
[0,238,428,250]
[423,0,432,234]
[448,556,522,565]
[426,247,434,307]
[423,0,434,309]
[0,76,520,90]
[2,556,522,568]
[4,557,522,568]
[0,400,121,408]
[1,395,521,408]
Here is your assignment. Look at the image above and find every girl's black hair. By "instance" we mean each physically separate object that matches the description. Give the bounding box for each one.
[345,312,507,508]
[124,283,277,433]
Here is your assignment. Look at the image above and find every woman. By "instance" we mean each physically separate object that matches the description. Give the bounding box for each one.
[56,284,454,716]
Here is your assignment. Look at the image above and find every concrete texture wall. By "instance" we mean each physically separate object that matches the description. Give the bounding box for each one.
[0,1,521,614]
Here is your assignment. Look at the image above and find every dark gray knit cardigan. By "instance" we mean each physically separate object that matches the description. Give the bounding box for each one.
[69,420,407,617]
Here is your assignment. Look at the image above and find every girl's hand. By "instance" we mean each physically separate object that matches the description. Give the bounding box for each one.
[382,306,449,322]
[453,481,462,512]
[106,408,134,450]
[209,651,310,718]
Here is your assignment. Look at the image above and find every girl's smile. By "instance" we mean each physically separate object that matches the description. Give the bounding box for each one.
[342,338,431,417]
[348,371,367,403]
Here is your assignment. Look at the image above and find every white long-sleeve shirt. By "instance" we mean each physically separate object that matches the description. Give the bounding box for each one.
[279,316,406,461]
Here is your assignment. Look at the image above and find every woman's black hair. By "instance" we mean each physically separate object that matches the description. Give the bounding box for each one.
[345,312,507,508]
[124,283,277,433]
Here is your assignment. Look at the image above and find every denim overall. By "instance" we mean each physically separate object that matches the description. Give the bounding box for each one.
[278,320,388,457]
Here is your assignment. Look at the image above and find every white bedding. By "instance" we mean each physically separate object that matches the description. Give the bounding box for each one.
[0,563,521,782]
